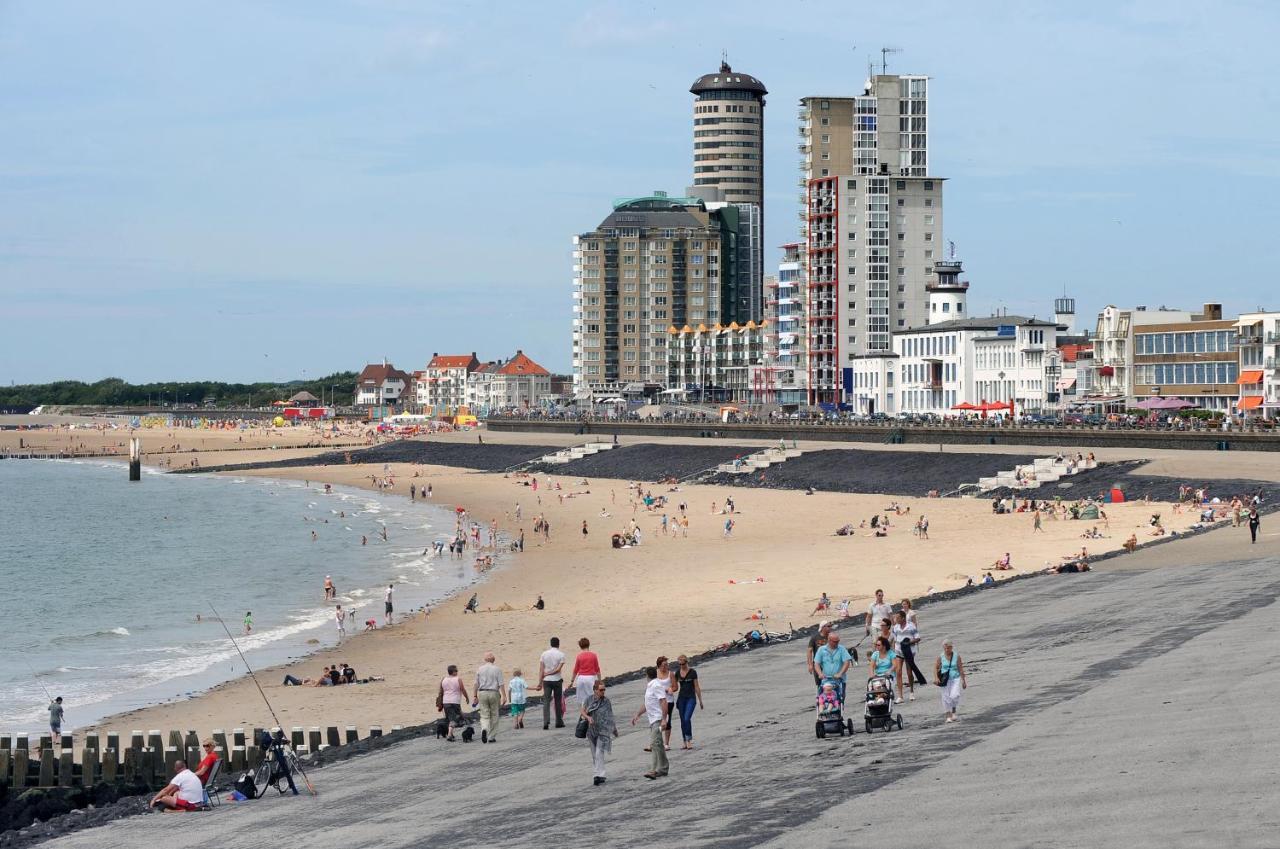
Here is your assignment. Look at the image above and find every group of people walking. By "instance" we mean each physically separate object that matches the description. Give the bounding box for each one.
[436,638,705,784]
[807,589,969,723]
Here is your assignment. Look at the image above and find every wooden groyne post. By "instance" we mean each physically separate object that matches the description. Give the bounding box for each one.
[128,437,141,481]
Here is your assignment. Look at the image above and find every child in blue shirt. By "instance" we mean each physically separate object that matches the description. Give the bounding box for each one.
[507,669,529,729]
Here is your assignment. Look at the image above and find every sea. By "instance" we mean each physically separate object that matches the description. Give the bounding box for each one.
[0,459,477,732]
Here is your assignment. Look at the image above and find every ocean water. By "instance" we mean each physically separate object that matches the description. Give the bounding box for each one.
[0,459,477,732]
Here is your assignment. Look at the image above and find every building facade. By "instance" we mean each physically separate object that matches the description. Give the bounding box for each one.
[1234,312,1279,419]
[490,350,552,410]
[797,74,944,402]
[668,321,767,403]
[353,362,410,407]
[422,353,480,412]
[573,193,742,396]
[754,244,808,404]
[1094,304,1238,410]
[850,315,1060,417]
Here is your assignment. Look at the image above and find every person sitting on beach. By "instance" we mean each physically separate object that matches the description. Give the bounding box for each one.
[464,594,479,614]
[992,552,1012,570]
[342,663,356,684]
[193,741,219,786]
[745,609,767,621]
[1123,534,1138,553]
[149,760,205,811]
[813,593,831,614]
[982,572,996,586]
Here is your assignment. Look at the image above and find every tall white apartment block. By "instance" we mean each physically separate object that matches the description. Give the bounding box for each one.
[798,75,943,404]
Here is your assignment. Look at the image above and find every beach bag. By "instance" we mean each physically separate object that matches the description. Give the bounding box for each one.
[575,716,590,739]
[234,772,258,800]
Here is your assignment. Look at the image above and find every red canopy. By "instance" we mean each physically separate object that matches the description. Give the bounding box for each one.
[951,402,977,410]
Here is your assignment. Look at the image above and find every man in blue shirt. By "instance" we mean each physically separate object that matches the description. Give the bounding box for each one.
[812,630,853,703]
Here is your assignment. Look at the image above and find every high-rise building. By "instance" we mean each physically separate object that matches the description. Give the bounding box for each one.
[691,61,766,322]
[755,243,808,404]
[572,192,740,396]
[798,74,943,403]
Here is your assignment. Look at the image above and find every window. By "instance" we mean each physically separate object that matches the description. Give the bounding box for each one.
[924,233,934,242]
[896,198,905,207]
[896,180,906,190]
[924,181,934,190]
[822,134,831,143]
[924,198,933,207]
[821,152,830,160]
[924,215,934,225]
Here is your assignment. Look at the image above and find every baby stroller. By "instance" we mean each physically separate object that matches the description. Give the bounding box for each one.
[864,675,903,733]
[814,680,855,738]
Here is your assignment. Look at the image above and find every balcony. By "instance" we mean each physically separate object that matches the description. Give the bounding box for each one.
[1237,333,1263,345]
[1267,332,1280,344]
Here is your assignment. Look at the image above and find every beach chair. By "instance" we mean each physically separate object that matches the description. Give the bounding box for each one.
[202,758,223,808]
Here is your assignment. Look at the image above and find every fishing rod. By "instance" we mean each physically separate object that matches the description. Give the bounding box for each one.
[209,604,316,795]
[23,658,53,703]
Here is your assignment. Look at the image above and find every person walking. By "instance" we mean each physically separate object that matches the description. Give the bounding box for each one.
[570,637,602,709]
[472,652,505,743]
[868,636,897,687]
[673,655,704,750]
[1033,509,1043,533]
[631,666,669,780]
[384,584,394,626]
[580,680,619,785]
[335,605,346,638]
[864,589,893,637]
[813,629,853,704]
[1248,507,1261,544]
[437,664,469,741]
[891,610,926,702]
[936,639,968,722]
[537,636,567,729]
[656,656,677,750]
[806,621,833,689]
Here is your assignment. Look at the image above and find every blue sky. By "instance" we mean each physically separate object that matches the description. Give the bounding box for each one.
[3,0,1279,383]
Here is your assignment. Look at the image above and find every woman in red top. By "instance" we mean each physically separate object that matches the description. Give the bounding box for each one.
[571,637,601,709]
[194,740,219,786]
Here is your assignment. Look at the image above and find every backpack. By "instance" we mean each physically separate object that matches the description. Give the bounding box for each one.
[234,772,258,800]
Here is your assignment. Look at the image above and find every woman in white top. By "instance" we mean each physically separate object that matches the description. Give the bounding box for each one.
[890,610,924,703]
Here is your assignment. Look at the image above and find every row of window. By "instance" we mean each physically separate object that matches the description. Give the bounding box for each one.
[1135,330,1236,355]
[901,334,958,358]
[1136,363,1239,385]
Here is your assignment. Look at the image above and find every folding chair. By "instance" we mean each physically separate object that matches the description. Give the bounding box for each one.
[202,758,223,808]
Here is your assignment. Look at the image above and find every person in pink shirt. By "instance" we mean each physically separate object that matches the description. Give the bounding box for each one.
[570,637,602,708]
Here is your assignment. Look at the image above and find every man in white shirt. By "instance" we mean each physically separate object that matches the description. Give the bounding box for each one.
[865,588,893,636]
[384,584,394,626]
[631,666,669,779]
[149,760,205,811]
[537,636,567,730]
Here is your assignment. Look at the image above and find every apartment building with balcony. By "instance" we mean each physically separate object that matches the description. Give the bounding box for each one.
[668,321,767,403]
[1235,311,1280,419]
[573,192,757,397]
[421,353,481,412]
[1129,304,1237,411]
[797,74,944,404]
[754,244,808,405]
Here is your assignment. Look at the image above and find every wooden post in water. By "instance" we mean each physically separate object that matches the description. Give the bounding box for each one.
[128,437,141,481]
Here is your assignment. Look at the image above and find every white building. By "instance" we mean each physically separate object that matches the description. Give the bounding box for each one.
[422,353,480,412]
[353,361,410,407]
[755,244,808,405]
[1235,311,1280,419]
[489,351,552,410]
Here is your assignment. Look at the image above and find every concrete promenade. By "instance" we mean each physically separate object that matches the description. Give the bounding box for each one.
[42,523,1280,849]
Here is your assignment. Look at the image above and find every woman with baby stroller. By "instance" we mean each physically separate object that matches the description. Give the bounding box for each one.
[864,636,903,733]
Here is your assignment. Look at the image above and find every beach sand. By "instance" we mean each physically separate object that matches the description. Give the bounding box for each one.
[42,435,1208,739]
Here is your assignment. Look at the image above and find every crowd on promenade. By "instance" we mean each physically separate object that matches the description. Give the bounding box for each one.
[433,636,704,783]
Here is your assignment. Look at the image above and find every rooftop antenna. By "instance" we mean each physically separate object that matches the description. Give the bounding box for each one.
[880,46,901,74]
[720,48,730,72]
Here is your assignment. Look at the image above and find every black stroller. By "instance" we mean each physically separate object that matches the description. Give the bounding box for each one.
[864,675,903,733]
[814,679,855,738]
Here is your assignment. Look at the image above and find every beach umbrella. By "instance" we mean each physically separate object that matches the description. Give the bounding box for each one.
[1160,398,1196,409]
[950,402,977,410]
[1135,398,1164,410]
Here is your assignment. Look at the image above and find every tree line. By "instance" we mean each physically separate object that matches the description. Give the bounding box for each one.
[0,372,359,409]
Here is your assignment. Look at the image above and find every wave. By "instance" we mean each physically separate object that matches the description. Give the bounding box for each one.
[51,626,131,644]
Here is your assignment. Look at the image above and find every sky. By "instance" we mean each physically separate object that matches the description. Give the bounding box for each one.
[3,0,1279,383]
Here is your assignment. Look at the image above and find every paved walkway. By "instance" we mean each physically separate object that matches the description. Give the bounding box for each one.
[43,527,1280,849]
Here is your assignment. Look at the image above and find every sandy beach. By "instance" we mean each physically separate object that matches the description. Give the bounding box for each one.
[3,427,1226,741]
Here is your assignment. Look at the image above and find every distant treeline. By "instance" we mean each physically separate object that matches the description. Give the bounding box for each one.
[0,373,359,409]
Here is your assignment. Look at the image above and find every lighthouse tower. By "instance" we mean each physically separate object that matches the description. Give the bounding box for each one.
[926,259,969,325]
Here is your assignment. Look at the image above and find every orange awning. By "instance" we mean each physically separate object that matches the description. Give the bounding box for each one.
[1237,396,1263,410]
[1237,370,1264,384]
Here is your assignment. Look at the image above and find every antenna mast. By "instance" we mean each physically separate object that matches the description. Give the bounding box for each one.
[880,46,902,74]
